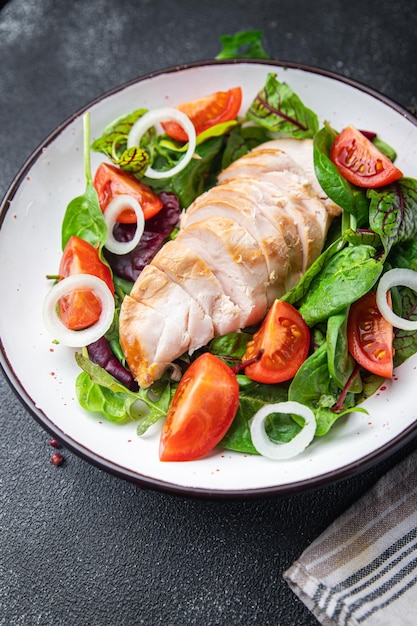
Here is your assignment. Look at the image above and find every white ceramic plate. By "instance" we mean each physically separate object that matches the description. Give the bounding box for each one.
[1,60,417,497]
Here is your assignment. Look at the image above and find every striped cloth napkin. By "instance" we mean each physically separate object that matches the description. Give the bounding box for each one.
[284,449,417,625]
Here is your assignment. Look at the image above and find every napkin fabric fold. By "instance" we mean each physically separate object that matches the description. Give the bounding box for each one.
[284,449,417,626]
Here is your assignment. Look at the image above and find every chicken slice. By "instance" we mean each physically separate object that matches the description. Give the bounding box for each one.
[119,295,189,388]
[256,138,341,216]
[130,264,214,354]
[207,175,322,281]
[219,138,341,217]
[181,185,294,302]
[250,175,326,272]
[176,216,269,328]
[151,240,241,335]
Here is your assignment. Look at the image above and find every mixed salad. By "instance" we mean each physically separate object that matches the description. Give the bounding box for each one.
[43,63,417,463]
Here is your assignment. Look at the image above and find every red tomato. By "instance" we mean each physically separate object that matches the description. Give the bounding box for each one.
[347,291,394,378]
[243,300,310,384]
[161,87,242,143]
[159,353,239,462]
[58,235,114,330]
[93,162,163,224]
[330,125,402,188]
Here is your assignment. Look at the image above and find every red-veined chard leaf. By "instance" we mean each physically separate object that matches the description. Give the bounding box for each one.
[246,73,319,139]
[368,177,417,257]
[91,108,150,176]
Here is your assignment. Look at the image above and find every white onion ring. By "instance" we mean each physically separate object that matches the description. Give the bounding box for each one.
[250,401,316,460]
[103,194,145,255]
[42,274,115,347]
[376,268,417,331]
[127,107,196,179]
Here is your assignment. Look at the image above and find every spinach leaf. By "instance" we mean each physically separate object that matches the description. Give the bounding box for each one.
[246,73,319,139]
[368,178,417,257]
[288,343,359,436]
[220,376,288,454]
[313,125,369,224]
[61,114,108,250]
[326,310,362,393]
[208,331,251,366]
[389,238,417,272]
[372,136,397,162]
[282,237,346,306]
[61,183,108,250]
[216,30,271,60]
[298,245,383,326]
[356,372,386,404]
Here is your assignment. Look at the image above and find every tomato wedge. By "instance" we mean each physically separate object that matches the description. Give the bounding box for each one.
[161,87,242,143]
[159,353,239,462]
[243,300,310,384]
[93,162,163,224]
[347,291,394,378]
[330,125,402,188]
[58,235,114,330]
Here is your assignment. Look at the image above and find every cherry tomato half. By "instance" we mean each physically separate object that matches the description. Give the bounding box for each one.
[330,125,402,188]
[58,235,114,330]
[161,87,242,143]
[243,300,310,384]
[347,291,394,378]
[93,162,163,224]
[159,353,239,462]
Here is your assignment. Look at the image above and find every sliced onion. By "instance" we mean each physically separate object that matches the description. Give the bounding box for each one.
[376,268,417,331]
[42,274,115,347]
[250,401,316,460]
[127,107,196,179]
[103,194,145,255]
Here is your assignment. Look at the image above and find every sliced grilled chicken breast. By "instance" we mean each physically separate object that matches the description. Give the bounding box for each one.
[219,138,341,217]
[176,215,269,327]
[120,295,189,388]
[181,181,300,301]
[119,138,341,388]
[151,240,241,335]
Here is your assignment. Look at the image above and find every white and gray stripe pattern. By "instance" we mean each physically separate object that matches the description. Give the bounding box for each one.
[284,449,417,625]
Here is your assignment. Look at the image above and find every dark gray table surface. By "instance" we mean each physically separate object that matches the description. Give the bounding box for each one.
[1,1,417,624]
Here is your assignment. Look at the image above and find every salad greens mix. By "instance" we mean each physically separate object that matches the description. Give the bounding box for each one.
[52,34,417,458]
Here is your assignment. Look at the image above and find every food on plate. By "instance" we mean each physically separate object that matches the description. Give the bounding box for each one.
[242,299,310,384]
[119,138,341,388]
[58,235,114,330]
[94,162,163,223]
[161,87,242,142]
[43,71,417,463]
[347,291,394,380]
[330,125,403,188]
[159,352,240,461]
